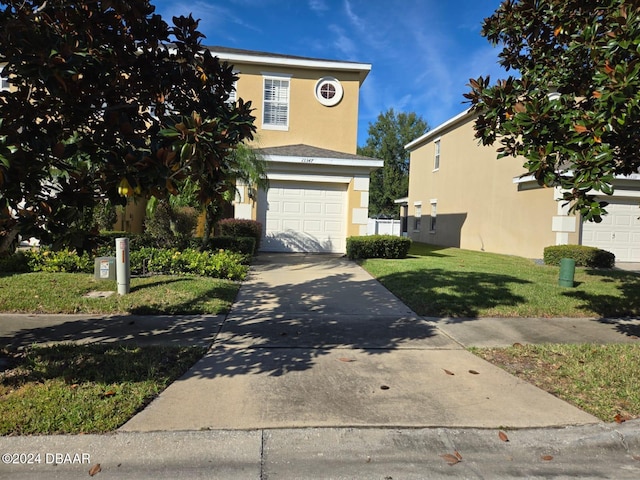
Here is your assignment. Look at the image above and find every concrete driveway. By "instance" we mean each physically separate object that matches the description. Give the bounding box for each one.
[121,253,597,431]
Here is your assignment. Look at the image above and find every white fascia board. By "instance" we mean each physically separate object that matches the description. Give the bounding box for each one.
[209,50,371,82]
[267,173,352,183]
[265,154,383,169]
[405,108,474,151]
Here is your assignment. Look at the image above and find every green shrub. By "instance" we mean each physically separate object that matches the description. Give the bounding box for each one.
[95,232,154,257]
[204,236,256,256]
[0,251,31,272]
[145,202,199,249]
[93,200,118,231]
[346,235,412,260]
[1,245,248,280]
[15,248,93,273]
[543,244,615,268]
[217,219,262,251]
[130,247,248,280]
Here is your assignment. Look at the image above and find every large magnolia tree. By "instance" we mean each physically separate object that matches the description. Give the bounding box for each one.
[0,0,256,251]
[465,0,640,221]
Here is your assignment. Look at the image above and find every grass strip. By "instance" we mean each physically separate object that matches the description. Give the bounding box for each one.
[0,272,239,315]
[0,343,206,435]
[471,343,640,422]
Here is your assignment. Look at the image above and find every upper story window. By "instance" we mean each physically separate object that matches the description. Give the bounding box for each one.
[433,138,441,171]
[314,76,343,107]
[263,74,290,130]
[225,74,238,105]
[227,81,237,105]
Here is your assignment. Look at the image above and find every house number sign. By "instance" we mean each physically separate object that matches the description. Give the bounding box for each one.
[301,158,315,163]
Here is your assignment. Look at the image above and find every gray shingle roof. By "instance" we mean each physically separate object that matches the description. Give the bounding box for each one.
[257,144,378,162]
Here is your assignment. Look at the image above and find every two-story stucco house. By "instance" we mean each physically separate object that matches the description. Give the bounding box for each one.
[402,109,640,262]
[212,46,382,253]
[124,46,381,253]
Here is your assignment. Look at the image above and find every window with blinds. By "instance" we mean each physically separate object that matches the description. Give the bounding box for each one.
[263,76,290,130]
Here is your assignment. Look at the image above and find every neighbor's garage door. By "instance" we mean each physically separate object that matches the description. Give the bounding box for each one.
[582,200,640,262]
[258,181,347,253]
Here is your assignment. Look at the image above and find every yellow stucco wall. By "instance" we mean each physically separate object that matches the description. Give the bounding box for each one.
[407,114,570,259]
[234,64,361,154]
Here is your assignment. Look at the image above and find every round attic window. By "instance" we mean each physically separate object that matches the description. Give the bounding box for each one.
[315,77,343,106]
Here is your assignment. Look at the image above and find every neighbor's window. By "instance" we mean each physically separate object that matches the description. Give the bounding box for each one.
[263,75,290,130]
[414,203,422,231]
[226,78,238,105]
[433,139,441,171]
[0,67,9,91]
[430,201,437,233]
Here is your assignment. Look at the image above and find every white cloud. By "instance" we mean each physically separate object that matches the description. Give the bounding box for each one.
[328,24,358,59]
[344,0,365,31]
[309,0,329,13]
[155,1,261,41]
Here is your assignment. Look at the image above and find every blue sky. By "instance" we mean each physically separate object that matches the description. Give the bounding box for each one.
[152,0,507,146]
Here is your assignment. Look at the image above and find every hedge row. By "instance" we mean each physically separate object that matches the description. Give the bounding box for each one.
[130,248,248,280]
[217,219,262,251]
[346,235,412,259]
[543,244,615,268]
[0,247,249,280]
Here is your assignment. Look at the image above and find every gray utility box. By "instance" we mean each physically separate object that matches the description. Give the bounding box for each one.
[94,257,116,281]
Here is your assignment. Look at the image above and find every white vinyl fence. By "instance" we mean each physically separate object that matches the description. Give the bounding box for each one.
[367,218,401,236]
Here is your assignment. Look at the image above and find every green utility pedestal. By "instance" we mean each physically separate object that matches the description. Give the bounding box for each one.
[559,258,576,287]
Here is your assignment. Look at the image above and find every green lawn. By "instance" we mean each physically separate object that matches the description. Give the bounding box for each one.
[0,344,205,434]
[360,243,640,318]
[0,273,239,315]
[472,343,640,422]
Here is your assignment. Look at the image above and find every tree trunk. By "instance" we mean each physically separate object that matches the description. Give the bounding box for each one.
[0,225,20,255]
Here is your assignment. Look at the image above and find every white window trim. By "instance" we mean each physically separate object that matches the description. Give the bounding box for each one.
[314,76,343,107]
[429,199,437,233]
[227,72,239,105]
[262,73,291,131]
[433,138,441,172]
[413,201,422,232]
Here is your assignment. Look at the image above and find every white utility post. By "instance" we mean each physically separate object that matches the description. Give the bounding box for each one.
[116,237,130,295]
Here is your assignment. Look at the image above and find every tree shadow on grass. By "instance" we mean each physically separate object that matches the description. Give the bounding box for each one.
[404,243,452,259]
[0,343,204,388]
[129,276,192,293]
[561,269,640,337]
[373,268,531,318]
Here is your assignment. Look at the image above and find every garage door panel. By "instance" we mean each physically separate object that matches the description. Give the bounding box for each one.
[282,202,301,214]
[303,220,322,232]
[324,221,342,233]
[615,215,632,226]
[304,203,322,214]
[282,219,302,230]
[582,200,640,262]
[325,203,343,215]
[259,181,347,253]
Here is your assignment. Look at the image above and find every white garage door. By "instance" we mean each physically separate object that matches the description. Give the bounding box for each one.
[258,181,347,253]
[582,200,640,262]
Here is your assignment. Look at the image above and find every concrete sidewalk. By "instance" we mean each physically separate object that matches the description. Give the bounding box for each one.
[120,253,604,432]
